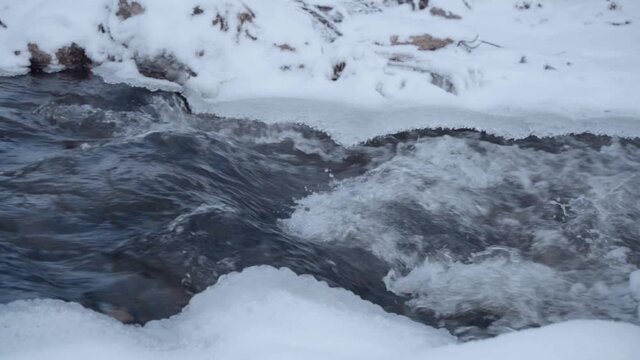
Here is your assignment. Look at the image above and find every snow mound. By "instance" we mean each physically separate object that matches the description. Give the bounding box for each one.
[1,266,639,360]
[0,266,453,360]
[1,0,640,143]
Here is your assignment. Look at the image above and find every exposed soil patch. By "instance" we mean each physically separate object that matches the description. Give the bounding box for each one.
[391,34,453,51]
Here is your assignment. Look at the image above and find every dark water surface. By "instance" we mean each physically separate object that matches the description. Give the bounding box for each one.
[1,73,639,339]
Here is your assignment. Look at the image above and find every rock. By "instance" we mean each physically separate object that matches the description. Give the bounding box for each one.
[135,53,197,84]
[56,43,92,72]
[0,19,7,28]
[430,7,462,19]
[27,43,52,73]
[192,6,204,16]
[116,0,144,20]
[390,34,453,51]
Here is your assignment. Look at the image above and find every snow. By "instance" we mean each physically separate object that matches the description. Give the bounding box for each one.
[196,99,640,145]
[420,320,640,360]
[1,266,640,360]
[0,266,453,360]
[1,0,640,144]
[385,256,565,330]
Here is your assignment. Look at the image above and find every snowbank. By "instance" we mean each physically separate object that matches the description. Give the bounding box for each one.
[1,266,639,360]
[421,320,640,360]
[1,0,639,143]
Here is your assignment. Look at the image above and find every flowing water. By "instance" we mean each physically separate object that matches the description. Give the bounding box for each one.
[1,73,639,340]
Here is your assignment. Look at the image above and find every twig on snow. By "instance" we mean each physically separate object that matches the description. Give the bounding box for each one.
[457,35,502,52]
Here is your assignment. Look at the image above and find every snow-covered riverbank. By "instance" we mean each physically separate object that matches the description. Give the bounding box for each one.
[1,0,639,143]
[2,266,640,360]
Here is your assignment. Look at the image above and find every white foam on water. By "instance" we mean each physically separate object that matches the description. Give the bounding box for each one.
[385,253,564,329]
[282,135,640,329]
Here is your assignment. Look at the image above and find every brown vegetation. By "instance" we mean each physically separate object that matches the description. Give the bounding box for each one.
[116,0,144,20]
[56,43,92,72]
[390,34,453,51]
[27,43,51,73]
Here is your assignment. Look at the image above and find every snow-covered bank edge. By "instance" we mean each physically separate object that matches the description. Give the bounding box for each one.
[1,0,639,144]
[1,266,639,360]
[194,97,640,146]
